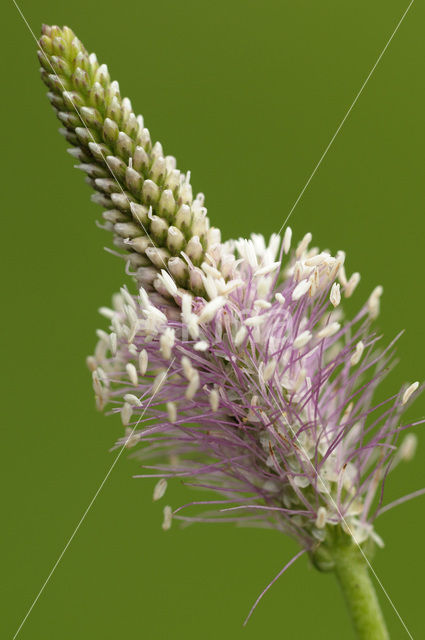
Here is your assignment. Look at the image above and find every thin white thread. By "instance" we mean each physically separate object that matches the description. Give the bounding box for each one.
[11,359,175,640]
[12,0,173,277]
[277,0,416,236]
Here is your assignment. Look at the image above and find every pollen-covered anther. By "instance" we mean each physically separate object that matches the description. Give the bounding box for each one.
[139,349,148,375]
[160,327,175,360]
[295,232,312,258]
[345,272,361,298]
[209,388,220,412]
[315,506,327,529]
[254,261,281,277]
[293,330,312,350]
[126,363,138,385]
[166,401,177,423]
[399,433,418,461]
[262,358,277,383]
[152,370,167,394]
[317,322,340,339]
[185,371,200,400]
[350,341,364,366]
[234,326,248,348]
[162,505,173,531]
[124,427,139,448]
[254,299,272,310]
[123,393,142,406]
[121,402,133,426]
[330,282,341,307]
[305,252,330,267]
[402,381,419,405]
[194,340,209,351]
[292,279,311,301]
[367,285,383,318]
[282,226,292,254]
[153,478,168,501]
[158,269,177,296]
[198,296,226,323]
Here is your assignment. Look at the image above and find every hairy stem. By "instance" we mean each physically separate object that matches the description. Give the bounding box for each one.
[333,543,389,640]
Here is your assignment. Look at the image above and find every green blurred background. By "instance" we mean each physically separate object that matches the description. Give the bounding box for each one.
[2,0,424,637]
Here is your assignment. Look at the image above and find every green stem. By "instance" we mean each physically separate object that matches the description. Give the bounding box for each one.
[333,543,389,640]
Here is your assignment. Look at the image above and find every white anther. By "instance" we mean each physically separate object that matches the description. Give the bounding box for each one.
[126,363,138,385]
[139,349,148,375]
[305,252,330,267]
[209,388,219,412]
[153,478,168,501]
[165,401,177,423]
[181,356,194,380]
[402,381,419,405]
[187,314,200,339]
[152,369,167,394]
[185,371,200,399]
[254,261,281,277]
[98,306,115,319]
[317,322,340,339]
[160,327,175,360]
[198,296,226,323]
[234,326,248,347]
[330,282,341,307]
[350,341,364,366]
[399,434,417,461]
[123,394,142,406]
[293,330,312,349]
[296,232,312,258]
[345,272,361,298]
[181,294,193,324]
[254,299,272,310]
[367,285,383,319]
[120,287,136,309]
[109,332,117,355]
[121,402,133,426]
[159,269,178,296]
[244,315,266,327]
[315,506,327,529]
[292,279,311,301]
[262,358,277,382]
[282,226,292,255]
[124,427,139,448]
[194,340,209,351]
[162,505,173,530]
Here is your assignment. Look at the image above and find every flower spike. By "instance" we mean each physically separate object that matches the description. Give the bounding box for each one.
[38,25,220,300]
[38,25,424,637]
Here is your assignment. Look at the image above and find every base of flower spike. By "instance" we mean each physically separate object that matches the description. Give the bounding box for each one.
[312,530,389,640]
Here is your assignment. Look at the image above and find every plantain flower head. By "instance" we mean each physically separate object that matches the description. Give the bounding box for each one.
[38,25,422,573]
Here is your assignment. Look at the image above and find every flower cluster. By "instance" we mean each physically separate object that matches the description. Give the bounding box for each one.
[88,229,420,558]
[39,25,421,566]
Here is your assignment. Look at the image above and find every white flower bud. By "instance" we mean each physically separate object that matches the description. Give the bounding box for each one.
[167,226,185,253]
[142,179,160,204]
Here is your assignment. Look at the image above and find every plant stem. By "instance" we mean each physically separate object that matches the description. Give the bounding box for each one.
[333,543,389,640]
